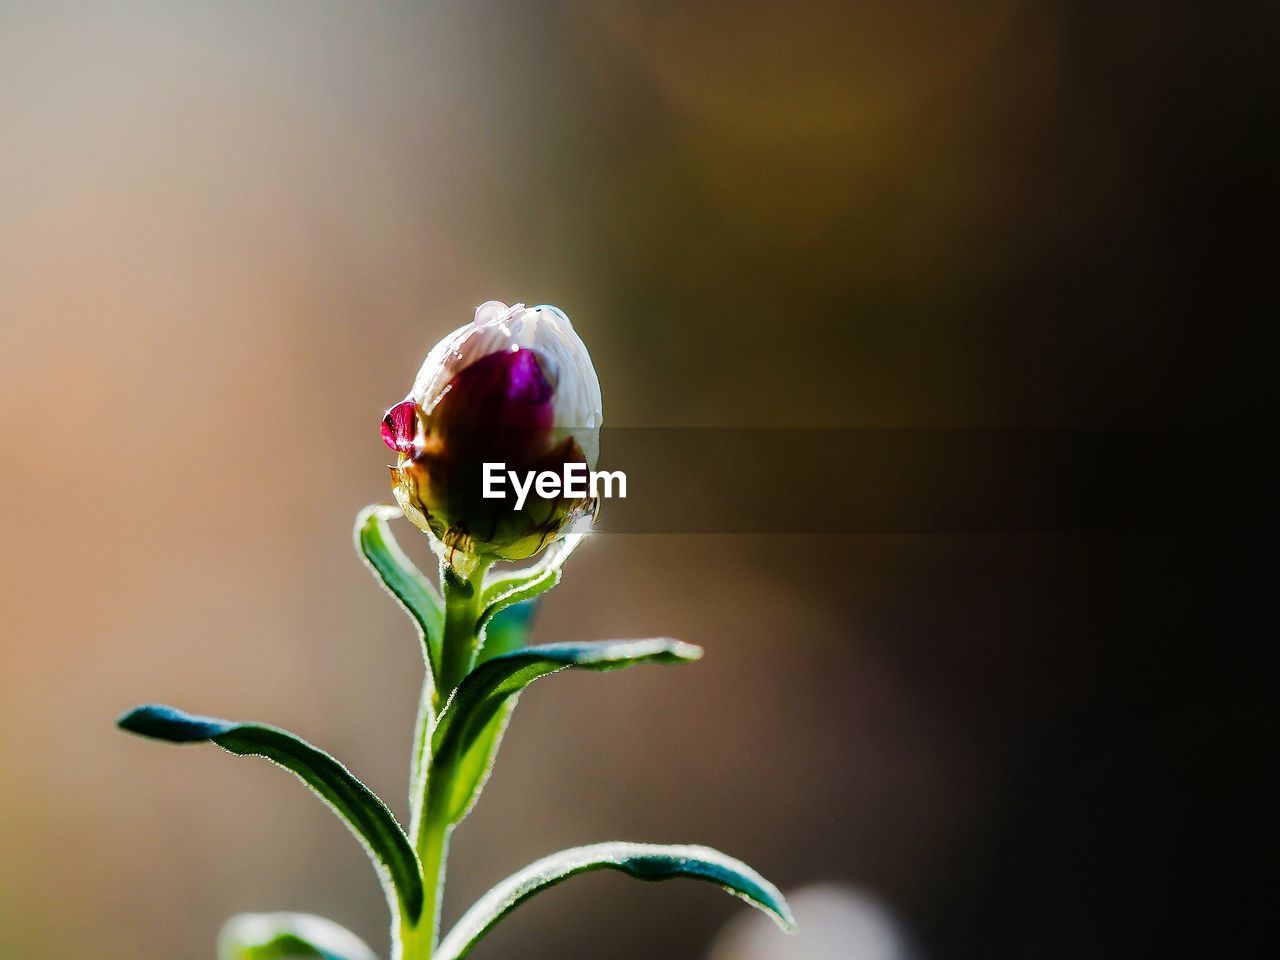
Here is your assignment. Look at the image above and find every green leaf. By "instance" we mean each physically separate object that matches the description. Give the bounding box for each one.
[476,599,538,665]
[478,534,584,629]
[435,843,794,960]
[117,704,424,922]
[355,505,444,681]
[218,913,379,960]
[434,638,702,760]
[439,704,514,824]
[430,639,702,821]
[439,601,538,823]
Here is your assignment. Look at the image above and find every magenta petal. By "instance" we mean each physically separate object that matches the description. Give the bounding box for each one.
[503,349,556,405]
[381,399,418,453]
[438,349,555,431]
[430,348,557,462]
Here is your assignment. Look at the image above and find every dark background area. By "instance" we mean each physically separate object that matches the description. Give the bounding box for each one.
[1,2,1274,958]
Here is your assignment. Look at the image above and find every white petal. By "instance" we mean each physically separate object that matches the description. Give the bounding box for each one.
[408,302,603,464]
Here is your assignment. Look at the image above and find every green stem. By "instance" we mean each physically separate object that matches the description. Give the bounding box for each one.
[400,558,489,960]
[403,775,454,959]
[438,563,488,700]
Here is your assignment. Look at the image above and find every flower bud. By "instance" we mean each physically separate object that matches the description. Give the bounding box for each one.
[382,301,602,565]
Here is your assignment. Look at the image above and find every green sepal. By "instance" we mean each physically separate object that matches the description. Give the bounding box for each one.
[117,704,424,923]
[435,842,794,960]
[217,913,378,960]
[431,639,702,823]
[477,534,584,630]
[355,505,444,683]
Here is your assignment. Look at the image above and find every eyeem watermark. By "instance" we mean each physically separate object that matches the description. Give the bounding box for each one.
[483,462,627,510]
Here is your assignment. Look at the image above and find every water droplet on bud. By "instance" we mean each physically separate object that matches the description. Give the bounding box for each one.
[380,400,418,453]
[474,300,510,326]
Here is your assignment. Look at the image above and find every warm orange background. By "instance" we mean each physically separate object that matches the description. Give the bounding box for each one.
[1,3,1271,959]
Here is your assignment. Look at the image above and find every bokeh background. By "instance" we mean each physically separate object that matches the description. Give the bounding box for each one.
[1,2,1274,958]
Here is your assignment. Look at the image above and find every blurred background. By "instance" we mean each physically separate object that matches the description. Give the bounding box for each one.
[1,2,1274,958]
